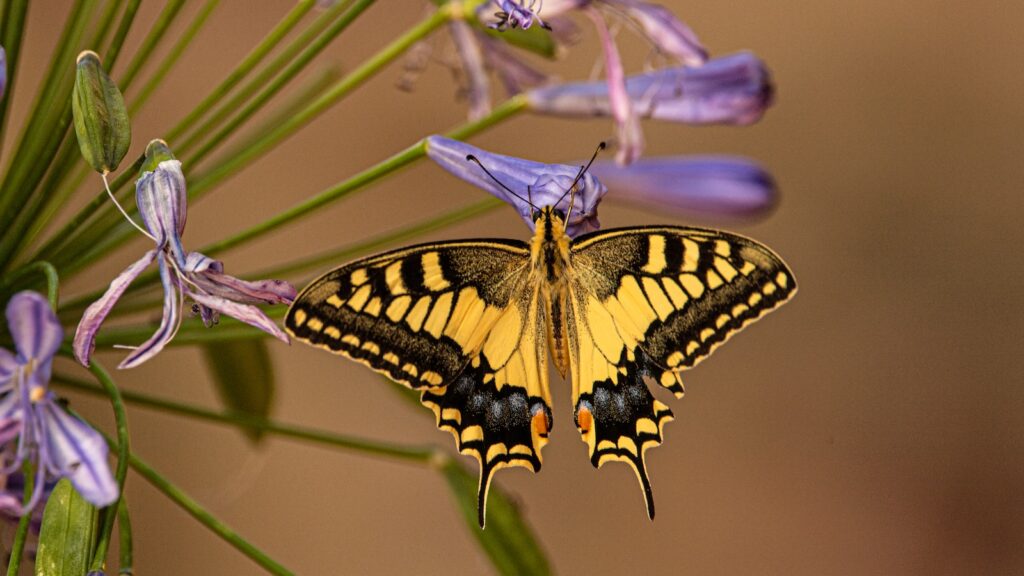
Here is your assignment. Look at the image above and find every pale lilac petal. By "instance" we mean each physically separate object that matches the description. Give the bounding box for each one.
[425,136,607,236]
[136,160,187,260]
[39,399,117,507]
[480,34,551,95]
[0,47,6,103]
[489,0,550,30]
[183,252,295,305]
[118,255,180,369]
[6,292,62,363]
[586,6,643,164]
[0,349,16,386]
[591,156,777,219]
[527,52,773,126]
[449,20,491,121]
[0,393,24,445]
[614,0,707,65]
[0,493,21,517]
[185,291,290,344]
[74,250,157,367]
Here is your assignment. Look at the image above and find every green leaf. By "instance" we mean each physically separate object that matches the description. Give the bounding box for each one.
[201,338,276,443]
[36,479,100,576]
[72,51,131,174]
[441,461,551,576]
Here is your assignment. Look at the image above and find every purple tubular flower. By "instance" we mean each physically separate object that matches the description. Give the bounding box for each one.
[0,46,6,103]
[0,292,117,512]
[425,136,607,237]
[589,156,777,219]
[73,160,296,370]
[490,0,551,30]
[527,52,773,125]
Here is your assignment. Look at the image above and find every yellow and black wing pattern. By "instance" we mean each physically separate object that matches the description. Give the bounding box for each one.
[284,240,554,527]
[566,226,796,517]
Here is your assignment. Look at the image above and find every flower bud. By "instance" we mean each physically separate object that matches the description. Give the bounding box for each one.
[72,50,130,174]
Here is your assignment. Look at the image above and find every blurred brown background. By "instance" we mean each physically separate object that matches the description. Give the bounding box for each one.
[9,0,1024,574]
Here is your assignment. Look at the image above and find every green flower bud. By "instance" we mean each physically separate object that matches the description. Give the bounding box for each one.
[72,50,130,174]
[140,139,176,175]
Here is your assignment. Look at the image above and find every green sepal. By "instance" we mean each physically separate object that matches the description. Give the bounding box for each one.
[72,51,131,174]
[201,339,276,443]
[35,479,100,576]
[140,138,176,175]
[441,461,551,576]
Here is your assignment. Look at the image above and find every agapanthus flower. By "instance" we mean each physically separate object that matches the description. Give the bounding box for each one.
[528,52,773,125]
[487,0,709,162]
[590,155,777,219]
[0,292,117,512]
[425,135,607,237]
[74,156,295,369]
[489,0,552,30]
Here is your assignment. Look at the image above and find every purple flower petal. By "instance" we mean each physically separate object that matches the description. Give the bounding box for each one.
[74,250,157,367]
[489,0,549,30]
[527,52,773,126]
[586,6,643,164]
[39,398,117,507]
[614,0,707,66]
[0,393,24,446]
[183,252,295,305]
[590,156,777,219]
[0,47,6,103]
[136,160,187,261]
[425,136,607,237]
[118,255,181,369]
[0,349,16,387]
[480,34,551,96]
[6,292,62,364]
[449,20,491,121]
[184,290,290,344]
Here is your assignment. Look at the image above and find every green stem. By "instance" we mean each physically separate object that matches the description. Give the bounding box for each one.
[0,0,29,161]
[169,0,334,149]
[0,260,60,308]
[80,357,130,573]
[201,95,527,256]
[111,440,294,576]
[117,499,133,574]
[54,374,436,464]
[128,0,220,115]
[115,0,187,90]
[188,0,434,196]
[5,462,34,576]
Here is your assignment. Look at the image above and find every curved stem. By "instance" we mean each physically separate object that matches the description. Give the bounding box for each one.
[53,373,436,464]
[5,461,35,576]
[79,357,130,573]
[0,260,60,308]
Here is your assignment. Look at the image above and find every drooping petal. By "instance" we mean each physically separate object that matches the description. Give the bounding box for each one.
[586,6,643,164]
[591,156,777,219]
[38,398,117,507]
[614,0,707,65]
[527,52,773,126]
[6,292,62,364]
[184,290,290,344]
[74,250,157,367]
[448,20,491,121]
[118,255,181,369]
[425,136,608,236]
[0,392,24,446]
[136,159,187,261]
[0,348,17,387]
[183,252,295,305]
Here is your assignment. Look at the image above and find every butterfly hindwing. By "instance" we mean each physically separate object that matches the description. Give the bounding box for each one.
[421,283,553,527]
[567,226,796,514]
[286,240,530,389]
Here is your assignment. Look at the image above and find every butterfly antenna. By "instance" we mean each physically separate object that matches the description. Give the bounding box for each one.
[555,141,606,225]
[465,154,540,212]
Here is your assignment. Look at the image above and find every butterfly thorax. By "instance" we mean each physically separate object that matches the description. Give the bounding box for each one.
[530,207,573,377]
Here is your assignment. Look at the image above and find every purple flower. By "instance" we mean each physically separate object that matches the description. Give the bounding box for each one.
[425,136,607,237]
[0,46,6,103]
[589,156,777,219]
[528,52,773,161]
[489,0,551,30]
[74,159,296,369]
[0,292,117,512]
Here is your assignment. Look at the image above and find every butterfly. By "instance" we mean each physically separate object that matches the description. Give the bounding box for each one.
[285,205,795,527]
